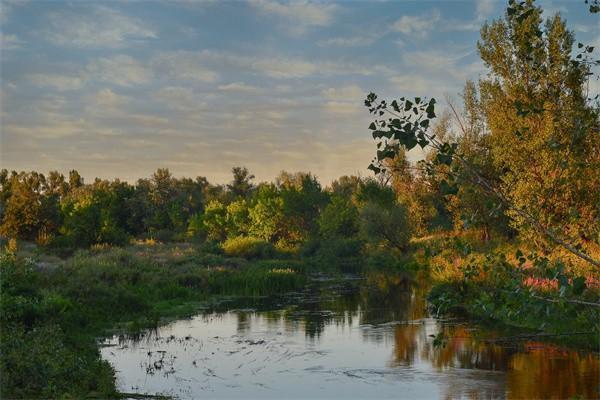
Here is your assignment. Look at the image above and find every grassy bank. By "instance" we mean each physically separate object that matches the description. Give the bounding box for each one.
[3,232,597,398]
[0,241,309,398]
[416,232,600,349]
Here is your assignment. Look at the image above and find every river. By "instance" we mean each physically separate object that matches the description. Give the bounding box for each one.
[100,273,599,399]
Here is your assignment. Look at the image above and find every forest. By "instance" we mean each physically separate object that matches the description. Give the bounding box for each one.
[1,0,599,398]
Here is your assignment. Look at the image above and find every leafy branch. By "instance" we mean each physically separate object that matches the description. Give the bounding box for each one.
[365,93,600,268]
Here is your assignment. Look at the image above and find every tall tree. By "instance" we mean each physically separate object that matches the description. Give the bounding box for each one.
[227,167,255,199]
[478,0,600,247]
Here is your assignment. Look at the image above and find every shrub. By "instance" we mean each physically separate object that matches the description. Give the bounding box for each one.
[146,229,175,243]
[203,200,228,241]
[186,212,206,240]
[318,196,359,239]
[359,202,412,251]
[365,250,412,272]
[316,238,363,258]
[221,236,275,259]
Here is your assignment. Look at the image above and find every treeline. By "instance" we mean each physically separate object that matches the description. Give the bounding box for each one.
[0,167,423,254]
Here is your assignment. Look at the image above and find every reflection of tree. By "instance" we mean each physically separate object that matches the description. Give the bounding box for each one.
[507,345,600,400]
[391,325,420,366]
[202,275,597,400]
[419,325,511,370]
[236,312,250,334]
[359,273,414,326]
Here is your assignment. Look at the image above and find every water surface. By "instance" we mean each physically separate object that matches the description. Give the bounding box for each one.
[101,274,599,399]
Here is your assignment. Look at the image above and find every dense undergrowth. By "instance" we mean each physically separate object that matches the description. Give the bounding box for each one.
[418,232,600,349]
[0,242,313,398]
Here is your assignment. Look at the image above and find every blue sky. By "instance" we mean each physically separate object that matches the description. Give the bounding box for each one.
[1,0,598,184]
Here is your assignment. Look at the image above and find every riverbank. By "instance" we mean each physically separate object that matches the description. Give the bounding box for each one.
[99,273,599,400]
[416,232,600,350]
[0,242,311,398]
[2,234,598,398]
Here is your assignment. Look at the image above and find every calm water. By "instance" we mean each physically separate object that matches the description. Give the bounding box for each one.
[101,274,599,399]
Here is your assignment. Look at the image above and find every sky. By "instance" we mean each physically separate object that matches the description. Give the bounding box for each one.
[1,0,598,185]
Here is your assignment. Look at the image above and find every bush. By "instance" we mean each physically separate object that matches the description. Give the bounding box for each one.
[146,229,175,243]
[359,202,412,251]
[364,249,418,273]
[318,196,359,239]
[0,256,117,398]
[221,236,275,259]
[186,212,206,240]
[317,238,362,258]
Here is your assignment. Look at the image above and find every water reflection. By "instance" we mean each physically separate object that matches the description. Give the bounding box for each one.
[102,273,599,399]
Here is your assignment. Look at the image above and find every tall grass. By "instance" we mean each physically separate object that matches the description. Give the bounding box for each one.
[0,243,307,398]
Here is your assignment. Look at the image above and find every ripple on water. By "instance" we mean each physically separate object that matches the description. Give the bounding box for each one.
[101,279,600,399]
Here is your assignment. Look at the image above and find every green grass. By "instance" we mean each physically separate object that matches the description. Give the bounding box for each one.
[0,243,308,398]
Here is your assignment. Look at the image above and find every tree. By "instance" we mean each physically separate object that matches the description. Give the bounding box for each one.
[227,167,255,199]
[446,81,513,240]
[318,195,359,239]
[248,184,285,242]
[364,0,600,266]
[59,180,132,247]
[477,0,599,248]
[68,170,83,189]
[226,199,250,238]
[0,172,60,241]
[278,172,329,244]
[329,175,362,200]
[359,202,412,251]
[203,200,228,242]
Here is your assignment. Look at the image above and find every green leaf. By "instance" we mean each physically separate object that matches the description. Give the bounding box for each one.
[436,152,452,166]
[515,249,523,259]
[572,276,586,295]
[440,180,458,196]
[404,100,413,111]
[368,122,376,130]
[426,104,435,119]
[367,164,381,174]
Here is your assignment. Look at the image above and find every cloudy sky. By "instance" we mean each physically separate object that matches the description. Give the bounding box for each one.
[1,0,597,184]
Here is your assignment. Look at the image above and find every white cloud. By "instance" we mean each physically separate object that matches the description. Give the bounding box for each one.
[318,34,379,47]
[322,85,364,100]
[322,85,365,115]
[475,0,494,21]
[251,57,317,78]
[91,88,129,108]
[154,86,206,112]
[152,51,219,83]
[45,6,157,48]
[28,73,83,91]
[250,0,336,34]
[149,49,379,81]
[388,48,485,99]
[1,33,23,50]
[573,23,597,33]
[3,118,86,139]
[0,0,29,24]
[322,100,363,115]
[390,75,435,94]
[87,55,152,87]
[392,10,441,38]
[218,82,260,92]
